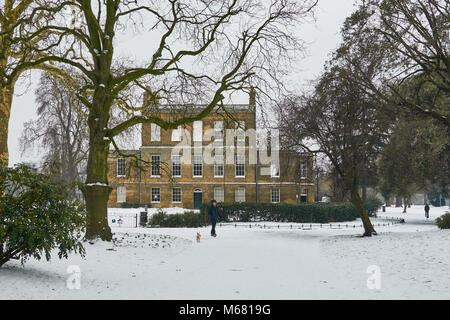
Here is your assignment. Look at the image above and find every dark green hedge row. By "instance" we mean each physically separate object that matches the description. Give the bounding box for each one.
[200,202,360,224]
[120,203,152,209]
[148,211,207,228]
[147,202,362,228]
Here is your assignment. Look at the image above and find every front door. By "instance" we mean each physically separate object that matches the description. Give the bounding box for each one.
[193,189,203,209]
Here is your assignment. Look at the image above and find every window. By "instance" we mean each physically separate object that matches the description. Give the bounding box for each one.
[193,121,203,142]
[300,163,307,178]
[151,187,160,203]
[172,188,182,203]
[172,155,181,177]
[270,163,280,178]
[235,121,245,142]
[171,125,182,141]
[235,187,245,202]
[117,158,126,177]
[151,155,160,176]
[214,187,224,202]
[214,121,224,141]
[151,123,160,141]
[235,154,245,177]
[193,154,202,177]
[271,188,280,203]
[117,186,126,203]
[214,154,224,177]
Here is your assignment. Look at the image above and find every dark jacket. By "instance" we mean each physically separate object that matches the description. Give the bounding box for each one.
[425,204,430,212]
[207,200,221,220]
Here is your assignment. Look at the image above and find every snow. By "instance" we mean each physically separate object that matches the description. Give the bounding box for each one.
[85,182,108,187]
[1,205,448,299]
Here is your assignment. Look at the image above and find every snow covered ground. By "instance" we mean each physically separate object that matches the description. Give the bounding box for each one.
[0,205,448,299]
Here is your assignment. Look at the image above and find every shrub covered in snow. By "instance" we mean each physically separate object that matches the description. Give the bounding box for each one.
[436,212,450,229]
[200,202,359,223]
[0,164,86,267]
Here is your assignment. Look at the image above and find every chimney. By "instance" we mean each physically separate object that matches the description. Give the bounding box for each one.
[249,86,256,108]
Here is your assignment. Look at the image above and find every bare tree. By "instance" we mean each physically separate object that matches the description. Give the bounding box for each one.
[278,65,389,236]
[20,71,88,195]
[0,0,72,164]
[17,0,317,240]
[336,0,449,127]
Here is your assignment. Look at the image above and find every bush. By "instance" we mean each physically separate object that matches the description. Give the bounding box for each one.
[0,164,86,267]
[200,202,359,224]
[148,210,208,228]
[120,203,152,209]
[436,212,450,229]
[364,196,382,217]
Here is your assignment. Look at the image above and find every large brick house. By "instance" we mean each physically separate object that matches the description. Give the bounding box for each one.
[107,90,315,208]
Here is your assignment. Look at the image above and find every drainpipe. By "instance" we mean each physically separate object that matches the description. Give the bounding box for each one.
[138,149,141,205]
[250,86,258,203]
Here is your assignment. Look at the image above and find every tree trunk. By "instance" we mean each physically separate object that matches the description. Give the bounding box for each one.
[82,118,112,241]
[403,198,407,213]
[0,85,13,165]
[395,197,402,207]
[350,177,377,236]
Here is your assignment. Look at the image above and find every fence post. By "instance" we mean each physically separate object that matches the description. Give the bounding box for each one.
[136,214,138,228]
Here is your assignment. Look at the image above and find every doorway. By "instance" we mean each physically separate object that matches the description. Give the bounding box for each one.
[193,189,203,209]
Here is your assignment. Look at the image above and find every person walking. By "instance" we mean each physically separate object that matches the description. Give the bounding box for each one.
[207,199,222,237]
[424,203,430,219]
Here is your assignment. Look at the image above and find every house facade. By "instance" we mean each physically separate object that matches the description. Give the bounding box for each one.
[107,90,315,208]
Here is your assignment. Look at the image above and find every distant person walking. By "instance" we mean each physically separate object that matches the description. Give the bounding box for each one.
[424,203,430,219]
[207,200,222,237]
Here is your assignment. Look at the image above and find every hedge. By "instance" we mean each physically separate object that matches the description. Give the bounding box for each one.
[147,202,361,228]
[200,202,360,224]
[148,211,207,228]
[120,203,152,209]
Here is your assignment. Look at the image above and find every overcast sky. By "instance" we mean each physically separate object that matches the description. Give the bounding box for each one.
[8,0,357,166]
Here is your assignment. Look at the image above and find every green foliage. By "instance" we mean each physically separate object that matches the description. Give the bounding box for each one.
[364,195,382,217]
[200,202,359,224]
[436,213,450,229]
[427,186,447,207]
[0,164,86,267]
[148,210,207,228]
[120,203,152,209]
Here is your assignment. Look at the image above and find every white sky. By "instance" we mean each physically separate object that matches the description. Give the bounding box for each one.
[8,0,357,166]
